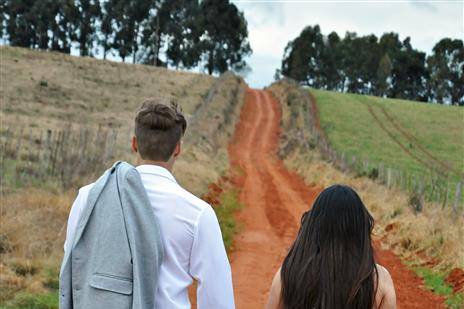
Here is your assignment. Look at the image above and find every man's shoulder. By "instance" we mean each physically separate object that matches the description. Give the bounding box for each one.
[173,184,211,212]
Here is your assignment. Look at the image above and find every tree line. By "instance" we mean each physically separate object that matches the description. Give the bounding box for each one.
[279,25,464,105]
[1,0,252,75]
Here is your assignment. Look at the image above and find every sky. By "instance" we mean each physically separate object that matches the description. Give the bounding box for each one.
[231,0,464,88]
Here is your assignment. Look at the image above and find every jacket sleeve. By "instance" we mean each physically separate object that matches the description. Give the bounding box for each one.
[189,206,235,309]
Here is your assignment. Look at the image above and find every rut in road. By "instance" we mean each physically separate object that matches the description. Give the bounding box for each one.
[227,88,446,309]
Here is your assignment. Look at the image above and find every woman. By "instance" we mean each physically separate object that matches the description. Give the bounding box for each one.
[266,185,396,309]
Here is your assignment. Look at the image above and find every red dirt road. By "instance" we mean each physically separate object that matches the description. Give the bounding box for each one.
[227,89,446,308]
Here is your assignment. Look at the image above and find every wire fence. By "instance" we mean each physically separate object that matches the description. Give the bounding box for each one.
[0,125,132,190]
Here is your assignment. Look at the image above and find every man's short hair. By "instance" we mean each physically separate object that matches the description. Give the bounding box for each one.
[134,98,187,162]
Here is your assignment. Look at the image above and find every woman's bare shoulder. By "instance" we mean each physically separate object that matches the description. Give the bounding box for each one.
[266,268,284,309]
[375,264,397,309]
[376,264,392,279]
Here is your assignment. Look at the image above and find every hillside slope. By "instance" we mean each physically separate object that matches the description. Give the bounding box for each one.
[1,46,213,130]
[0,46,246,305]
[1,46,246,195]
[313,89,463,184]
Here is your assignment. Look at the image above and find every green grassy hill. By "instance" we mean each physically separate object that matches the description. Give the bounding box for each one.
[312,89,463,201]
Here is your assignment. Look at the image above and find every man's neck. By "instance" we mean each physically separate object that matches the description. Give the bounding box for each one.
[137,159,173,172]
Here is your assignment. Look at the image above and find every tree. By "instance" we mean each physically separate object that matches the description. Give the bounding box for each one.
[198,0,251,75]
[3,0,78,53]
[129,0,155,63]
[100,0,117,59]
[110,0,155,63]
[139,0,170,66]
[376,53,392,97]
[375,33,403,97]
[75,0,101,56]
[281,25,324,87]
[427,38,464,105]
[339,33,382,94]
[162,0,201,69]
[389,38,427,101]
[339,32,364,93]
[53,0,79,54]
[110,0,132,62]
[279,27,440,102]
[0,0,5,39]
[320,31,343,91]
[377,34,428,101]
[4,0,40,48]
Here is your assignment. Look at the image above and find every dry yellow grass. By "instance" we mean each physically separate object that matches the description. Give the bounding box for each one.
[0,189,74,300]
[268,81,464,272]
[1,46,215,194]
[1,46,214,131]
[1,46,245,196]
[285,150,463,270]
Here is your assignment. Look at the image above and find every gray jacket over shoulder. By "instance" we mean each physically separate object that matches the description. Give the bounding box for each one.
[59,161,164,309]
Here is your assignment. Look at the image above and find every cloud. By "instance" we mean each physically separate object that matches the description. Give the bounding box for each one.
[409,0,437,12]
[234,2,286,27]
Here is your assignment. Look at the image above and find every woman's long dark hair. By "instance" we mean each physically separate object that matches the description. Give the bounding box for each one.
[281,184,378,309]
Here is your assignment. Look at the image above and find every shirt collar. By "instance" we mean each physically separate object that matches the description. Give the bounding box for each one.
[136,164,177,184]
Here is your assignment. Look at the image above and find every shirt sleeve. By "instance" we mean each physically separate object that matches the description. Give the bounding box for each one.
[63,185,91,253]
[189,206,235,309]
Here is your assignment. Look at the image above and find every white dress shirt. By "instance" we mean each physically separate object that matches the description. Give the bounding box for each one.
[64,164,235,309]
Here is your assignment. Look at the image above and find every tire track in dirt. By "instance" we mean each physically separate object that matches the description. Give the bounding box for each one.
[378,105,461,177]
[366,104,447,177]
[229,89,319,307]
[228,88,446,308]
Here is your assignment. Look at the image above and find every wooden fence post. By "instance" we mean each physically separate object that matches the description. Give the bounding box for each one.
[379,163,385,184]
[14,128,24,159]
[351,155,357,170]
[50,131,62,177]
[417,179,425,213]
[2,127,11,157]
[387,168,392,188]
[453,182,462,215]
[442,182,450,209]
[28,128,33,160]
[363,160,369,175]
[341,152,346,171]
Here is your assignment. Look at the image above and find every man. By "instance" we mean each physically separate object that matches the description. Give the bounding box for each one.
[64,99,235,308]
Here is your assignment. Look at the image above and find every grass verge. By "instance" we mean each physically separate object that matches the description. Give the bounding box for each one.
[215,189,243,251]
[413,267,463,309]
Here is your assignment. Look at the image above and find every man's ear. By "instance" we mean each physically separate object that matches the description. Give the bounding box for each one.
[173,140,181,158]
[131,136,138,153]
